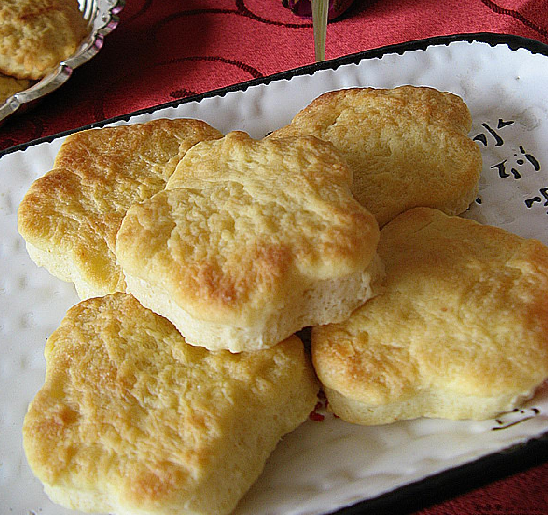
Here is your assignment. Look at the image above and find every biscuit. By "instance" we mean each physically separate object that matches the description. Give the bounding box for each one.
[312,207,548,424]
[0,0,89,80]
[116,131,383,352]
[23,293,319,515]
[270,86,482,227]
[18,118,223,299]
[0,72,31,103]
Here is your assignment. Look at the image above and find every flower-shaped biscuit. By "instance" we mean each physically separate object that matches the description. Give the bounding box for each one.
[270,86,483,227]
[0,0,89,80]
[312,208,548,424]
[116,131,382,351]
[23,293,318,515]
[18,118,222,299]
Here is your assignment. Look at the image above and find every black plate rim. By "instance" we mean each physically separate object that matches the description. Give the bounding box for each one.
[334,431,548,514]
[2,31,548,159]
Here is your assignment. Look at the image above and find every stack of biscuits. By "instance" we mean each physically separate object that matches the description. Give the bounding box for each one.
[0,0,89,104]
[18,86,548,515]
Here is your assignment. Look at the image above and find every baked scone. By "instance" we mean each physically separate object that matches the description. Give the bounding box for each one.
[312,207,548,425]
[269,86,483,227]
[23,293,319,515]
[0,72,31,103]
[0,0,89,80]
[18,118,223,300]
[116,131,382,352]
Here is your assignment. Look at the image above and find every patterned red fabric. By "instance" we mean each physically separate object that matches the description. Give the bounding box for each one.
[2,1,548,513]
[1,0,548,151]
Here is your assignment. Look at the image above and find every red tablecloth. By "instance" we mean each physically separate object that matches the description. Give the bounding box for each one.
[2,0,548,151]
[3,0,548,513]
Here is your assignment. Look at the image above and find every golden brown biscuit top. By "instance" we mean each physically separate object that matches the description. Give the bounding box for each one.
[270,86,482,226]
[0,0,89,80]
[23,293,315,511]
[312,208,548,404]
[116,131,380,324]
[18,118,223,294]
[0,72,31,103]
[285,86,473,135]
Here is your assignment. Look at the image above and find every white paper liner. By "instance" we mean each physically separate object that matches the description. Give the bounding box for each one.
[1,36,548,515]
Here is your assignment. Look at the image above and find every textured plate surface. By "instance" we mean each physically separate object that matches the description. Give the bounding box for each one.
[0,0,124,123]
[2,34,548,515]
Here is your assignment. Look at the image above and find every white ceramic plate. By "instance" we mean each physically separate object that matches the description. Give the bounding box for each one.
[0,0,124,123]
[2,33,548,515]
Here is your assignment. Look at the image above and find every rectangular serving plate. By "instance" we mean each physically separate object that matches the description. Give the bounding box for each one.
[2,33,548,515]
